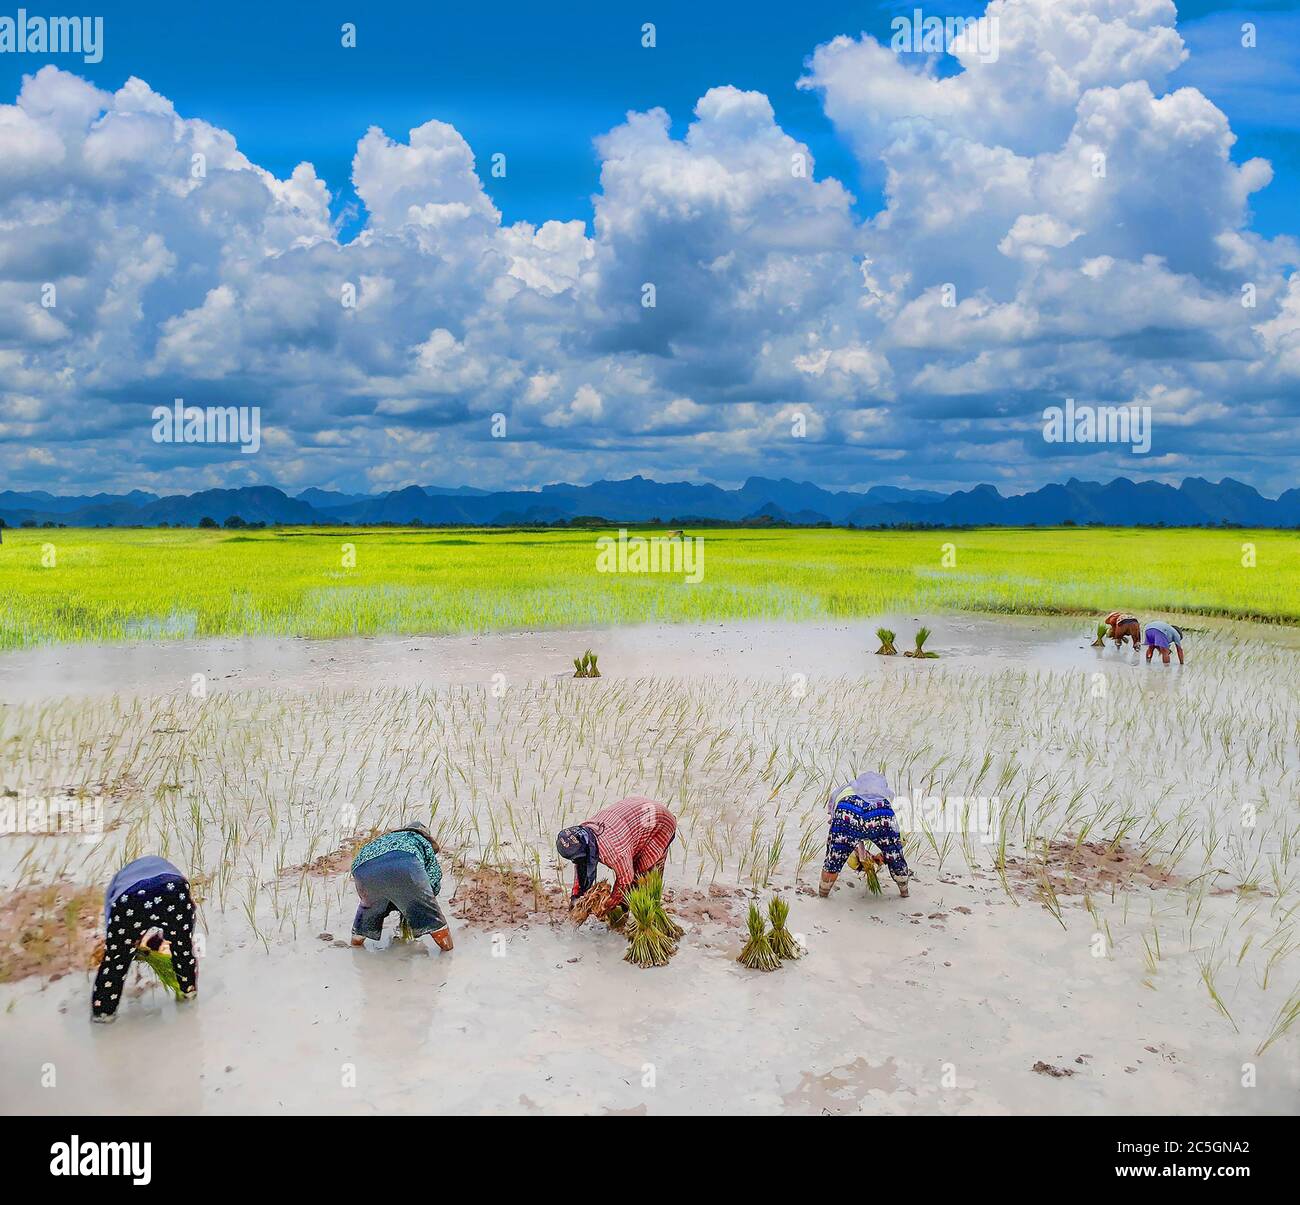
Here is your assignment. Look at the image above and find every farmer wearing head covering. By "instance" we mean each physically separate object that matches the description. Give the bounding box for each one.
[556,796,677,923]
[92,855,198,1023]
[819,772,912,899]
[1104,611,1142,649]
[1144,620,1185,665]
[350,822,453,951]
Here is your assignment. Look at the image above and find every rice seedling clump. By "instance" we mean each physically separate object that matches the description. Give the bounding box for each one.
[904,626,939,658]
[737,901,781,972]
[767,893,800,960]
[133,948,186,1000]
[623,881,676,968]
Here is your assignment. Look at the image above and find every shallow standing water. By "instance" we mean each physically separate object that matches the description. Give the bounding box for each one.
[2,614,1297,1114]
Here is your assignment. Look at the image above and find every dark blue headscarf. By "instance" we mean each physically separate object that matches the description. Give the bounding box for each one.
[556,825,599,895]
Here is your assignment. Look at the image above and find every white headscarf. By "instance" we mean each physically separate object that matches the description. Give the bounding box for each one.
[827,771,893,814]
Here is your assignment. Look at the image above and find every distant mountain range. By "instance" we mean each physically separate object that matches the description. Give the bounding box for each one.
[1,475,1297,529]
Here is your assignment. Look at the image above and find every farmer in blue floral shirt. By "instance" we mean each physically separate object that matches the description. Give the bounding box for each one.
[350,822,453,951]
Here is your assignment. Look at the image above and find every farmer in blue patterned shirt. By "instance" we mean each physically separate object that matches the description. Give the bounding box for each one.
[349,822,453,951]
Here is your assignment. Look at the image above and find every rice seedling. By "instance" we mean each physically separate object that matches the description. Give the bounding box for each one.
[874,627,897,655]
[570,881,613,924]
[768,893,800,960]
[622,881,675,969]
[848,847,884,895]
[1091,622,1108,648]
[573,650,601,678]
[737,901,781,972]
[1255,984,1300,1055]
[133,947,186,1000]
[639,867,684,940]
[904,627,939,658]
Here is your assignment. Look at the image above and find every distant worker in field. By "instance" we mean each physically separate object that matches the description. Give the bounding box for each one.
[819,772,913,899]
[556,796,677,928]
[93,856,198,1023]
[1144,620,1185,665]
[1104,611,1142,649]
[350,822,453,952]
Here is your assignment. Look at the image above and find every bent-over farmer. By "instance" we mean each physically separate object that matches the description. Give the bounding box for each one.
[93,856,198,1023]
[819,772,913,899]
[556,796,677,927]
[1144,620,1185,665]
[350,822,453,951]
[1104,611,1142,649]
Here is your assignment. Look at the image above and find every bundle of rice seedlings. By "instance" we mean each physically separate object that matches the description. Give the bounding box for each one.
[737,901,781,971]
[904,627,939,658]
[768,893,800,960]
[571,880,613,924]
[1091,622,1107,648]
[848,847,884,895]
[133,948,185,1000]
[623,882,675,968]
[641,867,684,940]
[874,627,897,655]
[573,649,601,678]
[397,917,415,942]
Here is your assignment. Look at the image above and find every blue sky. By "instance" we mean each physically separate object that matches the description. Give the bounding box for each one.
[5,1,1296,237]
[1,1,1299,496]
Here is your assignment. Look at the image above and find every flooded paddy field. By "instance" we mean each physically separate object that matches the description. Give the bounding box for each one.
[1,615,1297,1114]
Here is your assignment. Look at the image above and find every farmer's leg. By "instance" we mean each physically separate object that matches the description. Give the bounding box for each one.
[864,815,910,880]
[159,890,198,997]
[820,811,858,895]
[351,863,395,946]
[93,905,146,1021]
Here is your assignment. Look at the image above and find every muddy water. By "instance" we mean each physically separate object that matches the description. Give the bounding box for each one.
[1,614,1297,1115]
[0,612,1277,702]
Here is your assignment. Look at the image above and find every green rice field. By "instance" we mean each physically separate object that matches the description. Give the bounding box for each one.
[0,525,1296,650]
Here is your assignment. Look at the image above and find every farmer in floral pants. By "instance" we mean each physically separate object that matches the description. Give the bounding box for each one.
[819,772,913,899]
[92,856,198,1023]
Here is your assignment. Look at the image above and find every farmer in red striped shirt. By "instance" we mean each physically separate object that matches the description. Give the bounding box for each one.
[556,796,677,925]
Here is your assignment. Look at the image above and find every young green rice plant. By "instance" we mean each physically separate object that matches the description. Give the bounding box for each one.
[1091,622,1108,648]
[874,627,897,656]
[639,867,684,940]
[768,893,800,960]
[904,627,939,658]
[1255,983,1300,1056]
[623,881,675,969]
[848,847,884,895]
[133,947,186,1000]
[737,901,781,972]
[572,650,601,678]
